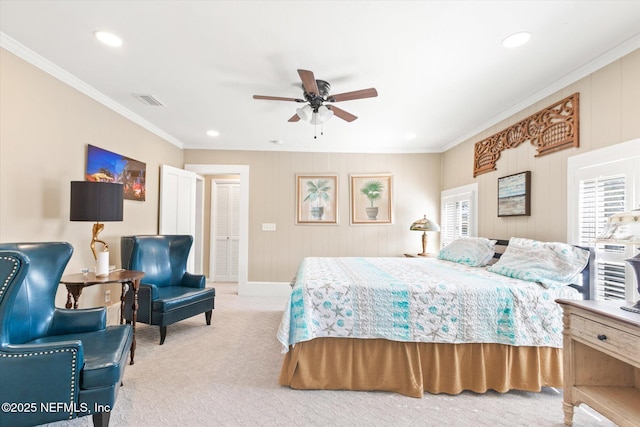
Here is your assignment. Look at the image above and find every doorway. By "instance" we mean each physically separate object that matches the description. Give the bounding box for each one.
[185,164,249,294]
[211,178,240,282]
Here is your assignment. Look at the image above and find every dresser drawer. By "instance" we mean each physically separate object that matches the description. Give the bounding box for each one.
[571,314,640,362]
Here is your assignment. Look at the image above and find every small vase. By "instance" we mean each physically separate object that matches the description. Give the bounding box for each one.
[365,207,378,220]
[310,206,324,220]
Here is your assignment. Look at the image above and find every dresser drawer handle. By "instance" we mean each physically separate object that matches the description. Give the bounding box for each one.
[597,334,607,341]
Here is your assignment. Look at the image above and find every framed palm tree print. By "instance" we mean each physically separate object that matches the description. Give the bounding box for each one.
[350,173,393,224]
[296,174,338,225]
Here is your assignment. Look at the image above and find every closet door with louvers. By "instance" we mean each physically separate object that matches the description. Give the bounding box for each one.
[212,181,240,282]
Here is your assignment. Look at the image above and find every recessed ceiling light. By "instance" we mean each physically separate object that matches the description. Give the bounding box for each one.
[206,130,220,137]
[405,133,417,140]
[93,31,123,47]
[269,140,283,145]
[502,32,531,48]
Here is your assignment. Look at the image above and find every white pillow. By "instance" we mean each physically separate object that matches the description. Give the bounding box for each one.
[487,237,589,287]
[438,237,497,267]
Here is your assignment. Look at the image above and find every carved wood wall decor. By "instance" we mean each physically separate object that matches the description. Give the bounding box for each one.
[473,93,579,177]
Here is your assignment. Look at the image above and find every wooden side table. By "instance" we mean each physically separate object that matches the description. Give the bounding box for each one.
[556,299,640,427]
[60,270,144,365]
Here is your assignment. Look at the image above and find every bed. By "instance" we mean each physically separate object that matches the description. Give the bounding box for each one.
[277,237,591,397]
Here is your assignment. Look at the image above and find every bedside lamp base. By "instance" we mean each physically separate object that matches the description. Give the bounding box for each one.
[621,252,640,314]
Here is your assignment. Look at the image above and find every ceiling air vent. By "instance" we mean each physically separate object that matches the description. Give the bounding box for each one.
[132,94,164,106]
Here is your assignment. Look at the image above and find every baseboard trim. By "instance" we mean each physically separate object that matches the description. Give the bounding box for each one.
[239,281,291,297]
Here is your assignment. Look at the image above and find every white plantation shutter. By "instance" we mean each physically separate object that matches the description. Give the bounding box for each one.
[578,176,626,244]
[596,262,627,300]
[441,184,477,248]
[578,175,627,301]
[569,140,640,302]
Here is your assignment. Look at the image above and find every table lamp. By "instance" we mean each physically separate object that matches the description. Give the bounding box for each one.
[410,215,440,256]
[595,209,640,314]
[70,181,124,276]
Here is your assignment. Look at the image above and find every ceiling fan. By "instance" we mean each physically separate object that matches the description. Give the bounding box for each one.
[253,69,378,124]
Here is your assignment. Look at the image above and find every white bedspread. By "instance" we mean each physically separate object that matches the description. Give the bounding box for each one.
[277,257,580,353]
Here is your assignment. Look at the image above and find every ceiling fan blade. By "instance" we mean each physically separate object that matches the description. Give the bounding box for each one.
[328,105,357,122]
[288,114,300,122]
[297,69,319,96]
[253,95,303,102]
[328,88,378,102]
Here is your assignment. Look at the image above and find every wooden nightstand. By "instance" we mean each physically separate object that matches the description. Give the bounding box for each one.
[556,299,640,427]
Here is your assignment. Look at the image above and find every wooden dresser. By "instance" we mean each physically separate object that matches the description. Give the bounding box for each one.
[556,299,640,427]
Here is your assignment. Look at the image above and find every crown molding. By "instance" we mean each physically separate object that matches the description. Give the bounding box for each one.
[441,33,640,153]
[0,32,184,149]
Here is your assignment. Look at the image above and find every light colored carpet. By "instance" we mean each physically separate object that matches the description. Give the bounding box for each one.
[46,282,615,427]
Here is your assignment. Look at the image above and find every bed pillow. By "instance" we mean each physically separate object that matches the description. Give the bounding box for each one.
[437,237,497,267]
[487,237,589,287]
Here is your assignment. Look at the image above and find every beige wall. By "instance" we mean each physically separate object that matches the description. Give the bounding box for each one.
[442,48,640,242]
[0,49,184,309]
[3,45,639,295]
[185,150,442,282]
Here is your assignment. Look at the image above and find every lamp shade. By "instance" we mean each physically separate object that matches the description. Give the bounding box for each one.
[410,215,440,232]
[595,210,640,245]
[296,105,313,121]
[317,105,334,122]
[70,181,124,222]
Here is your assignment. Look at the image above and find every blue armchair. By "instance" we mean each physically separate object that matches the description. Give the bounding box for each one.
[120,235,215,345]
[0,242,132,427]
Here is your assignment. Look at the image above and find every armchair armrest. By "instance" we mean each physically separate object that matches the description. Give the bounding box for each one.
[140,282,159,299]
[181,272,205,288]
[0,341,83,418]
[49,308,106,335]
[1,340,84,362]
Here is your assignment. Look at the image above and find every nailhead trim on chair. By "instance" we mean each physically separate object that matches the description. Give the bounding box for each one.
[0,255,19,302]
[1,255,79,420]
[0,348,78,419]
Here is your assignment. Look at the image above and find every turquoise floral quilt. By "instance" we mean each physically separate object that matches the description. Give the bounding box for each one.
[277,257,579,353]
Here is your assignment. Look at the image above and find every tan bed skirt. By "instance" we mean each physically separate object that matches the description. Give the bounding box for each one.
[279,338,563,398]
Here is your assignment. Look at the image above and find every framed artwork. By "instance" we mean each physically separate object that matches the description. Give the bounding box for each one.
[296,174,338,225]
[498,171,531,217]
[87,144,146,201]
[350,173,393,224]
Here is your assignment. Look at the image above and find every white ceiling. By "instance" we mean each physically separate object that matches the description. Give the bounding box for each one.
[1,1,639,154]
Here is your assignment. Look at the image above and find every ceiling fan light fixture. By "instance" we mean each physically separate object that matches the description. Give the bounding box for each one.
[296,105,312,121]
[317,105,334,122]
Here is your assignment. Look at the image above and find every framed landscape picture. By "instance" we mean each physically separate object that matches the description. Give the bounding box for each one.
[498,171,531,217]
[350,173,393,224]
[86,144,146,201]
[296,174,338,225]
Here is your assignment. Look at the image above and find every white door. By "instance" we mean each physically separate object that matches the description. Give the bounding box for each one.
[212,180,240,281]
[159,164,198,272]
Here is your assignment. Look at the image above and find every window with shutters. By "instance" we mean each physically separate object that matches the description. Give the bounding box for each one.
[578,175,627,300]
[568,139,640,303]
[441,183,477,248]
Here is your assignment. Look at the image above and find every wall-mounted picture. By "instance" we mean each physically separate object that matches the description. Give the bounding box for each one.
[296,174,338,225]
[87,144,146,201]
[350,173,393,224]
[498,171,531,217]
